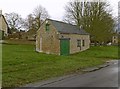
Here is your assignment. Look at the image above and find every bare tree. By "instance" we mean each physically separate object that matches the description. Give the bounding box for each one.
[23,14,35,30]
[23,5,50,32]
[5,12,24,33]
[33,5,50,30]
[63,0,115,44]
[64,1,88,26]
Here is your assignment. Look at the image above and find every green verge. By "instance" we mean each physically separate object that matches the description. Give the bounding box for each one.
[2,44,118,87]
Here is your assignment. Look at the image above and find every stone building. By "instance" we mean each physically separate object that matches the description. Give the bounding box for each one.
[36,19,90,55]
[0,10,8,38]
[112,35,118,44]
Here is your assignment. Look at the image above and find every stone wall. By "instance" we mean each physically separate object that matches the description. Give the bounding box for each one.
[36,20,90,55]
[61,34,90,54]
[0,16,8,36]
[36,20,60,55]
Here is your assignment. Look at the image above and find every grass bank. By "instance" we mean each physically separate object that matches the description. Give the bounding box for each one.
[2,44,118,87]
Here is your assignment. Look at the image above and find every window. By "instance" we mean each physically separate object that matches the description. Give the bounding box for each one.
[82,40,85,46]
[46,23,50,31]
[77,40,81,47]
[114,36,116,39]
[114,40,116,43]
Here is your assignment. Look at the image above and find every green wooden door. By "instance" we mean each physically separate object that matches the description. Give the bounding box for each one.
[60,39,70,55]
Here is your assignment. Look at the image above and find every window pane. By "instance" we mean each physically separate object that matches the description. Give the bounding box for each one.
[82,40,85,46]
[46,24,49,31]
[77,40,81,47]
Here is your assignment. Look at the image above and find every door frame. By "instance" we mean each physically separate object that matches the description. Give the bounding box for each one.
[39,37,42,52]
[60,38,70,55]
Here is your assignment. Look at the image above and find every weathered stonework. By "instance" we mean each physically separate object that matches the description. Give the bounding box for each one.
[36,21,60,55]
[60,34,90,54]
[36,19,90,55]
[0,15,8,36]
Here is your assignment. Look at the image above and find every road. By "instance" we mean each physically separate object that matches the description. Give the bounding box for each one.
[24,60,119,87]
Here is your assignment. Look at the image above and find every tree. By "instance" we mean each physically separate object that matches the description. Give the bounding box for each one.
[23,5,50,31]
[64,0,115,44]
[5,12,24,33]
[64,1,85,26]
[33,5,50,30]
[23,14,35,30]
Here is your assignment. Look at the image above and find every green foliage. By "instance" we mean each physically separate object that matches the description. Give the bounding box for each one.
[2,44,118,87]
[64,1,115,43]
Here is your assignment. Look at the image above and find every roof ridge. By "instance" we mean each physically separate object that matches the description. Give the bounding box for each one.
[47,18,78,27]
[45,18,89,35]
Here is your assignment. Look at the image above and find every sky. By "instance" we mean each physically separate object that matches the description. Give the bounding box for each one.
[0,0,119,21]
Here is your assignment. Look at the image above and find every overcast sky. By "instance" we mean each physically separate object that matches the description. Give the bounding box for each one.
[0,0,119,21]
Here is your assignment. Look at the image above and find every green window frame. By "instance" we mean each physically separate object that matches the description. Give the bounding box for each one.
[46,23,50,31]
[77,40,81,47]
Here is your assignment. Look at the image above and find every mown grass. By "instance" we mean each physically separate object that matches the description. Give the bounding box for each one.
[2,44,118,87]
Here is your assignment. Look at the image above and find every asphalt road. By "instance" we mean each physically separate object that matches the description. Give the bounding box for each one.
[24,60,119,87]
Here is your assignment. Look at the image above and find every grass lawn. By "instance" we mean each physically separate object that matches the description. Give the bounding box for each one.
[2,44,118,87]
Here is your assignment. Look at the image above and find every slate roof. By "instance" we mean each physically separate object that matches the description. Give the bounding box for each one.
[48,19,89,35]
